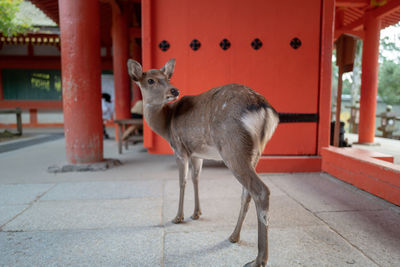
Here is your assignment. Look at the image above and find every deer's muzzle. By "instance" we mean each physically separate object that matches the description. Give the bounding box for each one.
[170,88,179,97]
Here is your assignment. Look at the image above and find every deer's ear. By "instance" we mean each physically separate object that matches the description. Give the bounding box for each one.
[127,59,142,82]
[161,58,175,79]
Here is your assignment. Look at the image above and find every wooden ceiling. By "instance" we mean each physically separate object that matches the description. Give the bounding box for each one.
[28,0,140,47]
[28,0,400,45]
[336,0,400,31]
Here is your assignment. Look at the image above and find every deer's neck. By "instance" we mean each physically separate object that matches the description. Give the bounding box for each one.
[143,103,171,141]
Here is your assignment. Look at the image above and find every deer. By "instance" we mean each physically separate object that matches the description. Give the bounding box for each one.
[127,58,280,267]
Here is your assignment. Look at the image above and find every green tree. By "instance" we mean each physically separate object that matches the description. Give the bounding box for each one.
[0,0,33,36]
[378,60,400,105]
[378,23,400,106]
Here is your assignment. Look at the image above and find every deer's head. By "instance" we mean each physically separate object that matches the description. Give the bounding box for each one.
[127,59,179,106]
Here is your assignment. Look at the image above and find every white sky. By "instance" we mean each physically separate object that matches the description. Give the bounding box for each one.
[380,23,400,61]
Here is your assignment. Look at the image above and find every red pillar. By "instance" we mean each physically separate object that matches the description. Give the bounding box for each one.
[131,39,142,104]
[358,12,381,144]
[112,7,131,120]
[59,0,103,163]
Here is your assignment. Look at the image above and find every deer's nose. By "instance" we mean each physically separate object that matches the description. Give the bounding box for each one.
[170,88,179,97]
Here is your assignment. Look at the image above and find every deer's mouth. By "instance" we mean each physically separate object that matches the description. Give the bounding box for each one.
[165,88,179,102]
[166,95,179,102]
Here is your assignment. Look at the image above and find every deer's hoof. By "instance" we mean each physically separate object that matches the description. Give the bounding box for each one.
[243,260,265,267]
[172,216,184,224]
[243,261,256,267]
[229,233,240,243]
[190,210,202,220]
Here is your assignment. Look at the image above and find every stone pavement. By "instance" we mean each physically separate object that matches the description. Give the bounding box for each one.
[0,133,399,266]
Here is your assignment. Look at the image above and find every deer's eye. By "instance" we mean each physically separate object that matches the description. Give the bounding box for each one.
[148,79,155,85]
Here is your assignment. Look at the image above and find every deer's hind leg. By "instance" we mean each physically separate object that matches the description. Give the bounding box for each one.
[245,171,270,267]
[229,153,261,243]
[219,142,270,267]
[234,164,270,267]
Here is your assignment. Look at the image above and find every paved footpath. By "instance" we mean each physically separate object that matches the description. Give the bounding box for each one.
[0,134,399,266]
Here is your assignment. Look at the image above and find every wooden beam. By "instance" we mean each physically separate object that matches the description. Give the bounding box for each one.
[256,156,322,173]
[336,0,369,8]
[29,0,59,24]
[337,0,400,32]
[119,0,141,3]
[338,17,364,31]
[318,0,335,154]
[370,0,400,19]
[334,30,364,40]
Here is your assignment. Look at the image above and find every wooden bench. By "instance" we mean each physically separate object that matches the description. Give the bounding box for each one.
[114,119,143,154]
[0,108,23,135]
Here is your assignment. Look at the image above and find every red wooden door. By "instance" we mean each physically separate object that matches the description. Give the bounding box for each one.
[144,0,322,155]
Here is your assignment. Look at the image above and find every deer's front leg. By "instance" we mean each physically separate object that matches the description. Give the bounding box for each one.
[190,157,203,220]
[173,155,189,224]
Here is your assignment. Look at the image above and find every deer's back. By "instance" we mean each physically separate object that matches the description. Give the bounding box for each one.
[168,83,278,159]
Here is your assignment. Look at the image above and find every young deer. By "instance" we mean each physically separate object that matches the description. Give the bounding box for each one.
[127,58,279,267]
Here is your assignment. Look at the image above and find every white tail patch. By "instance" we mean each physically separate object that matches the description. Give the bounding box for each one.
[261,108,279,149]
[241,108,279,157]
[241,109,266,142]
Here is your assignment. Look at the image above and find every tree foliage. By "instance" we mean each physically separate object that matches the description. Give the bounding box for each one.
[378,26,400,105]
[0,0,33,36]
[378,59,400,105]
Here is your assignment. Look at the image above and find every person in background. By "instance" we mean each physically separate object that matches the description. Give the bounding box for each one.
[102,93,113,139]
[122,100,143,140]
[130,100,143,119]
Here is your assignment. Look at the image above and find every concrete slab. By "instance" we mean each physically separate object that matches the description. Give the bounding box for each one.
[318,210,400,267]
[267,172,387,212]
[0,205,28,227]
[0,228,163,267]
[164,226,376,267]
[0,133,399,266]
[2,198,162,231]
[267,226,377,266]
[0,139,67,184]
[41,180,163,201]
[0,133,63,153]
[164,230,256,267]
[0,184,53,205]
[162,195,323,233]
[0,139,178,184]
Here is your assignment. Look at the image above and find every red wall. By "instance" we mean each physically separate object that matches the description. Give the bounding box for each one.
[143,0,325,155]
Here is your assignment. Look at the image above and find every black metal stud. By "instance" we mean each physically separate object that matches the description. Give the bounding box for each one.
[251,38,263,50]
[159,40,170,52]
[290,37,302,49]
[219,39,231,50]
[190,39,201,51]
